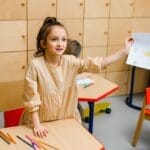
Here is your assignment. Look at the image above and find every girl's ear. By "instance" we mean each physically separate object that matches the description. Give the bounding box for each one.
[40,40,46,48]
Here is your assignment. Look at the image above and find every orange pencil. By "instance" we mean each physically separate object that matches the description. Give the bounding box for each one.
[0,131,11,144]
[7,133,16,144]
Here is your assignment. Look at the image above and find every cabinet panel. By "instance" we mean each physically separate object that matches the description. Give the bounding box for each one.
[84,0,110,18]
[0,52,27,82]
[128,68,150,94]
[134,0,150,17]
[106,71,128,95]
[0,81,24,111]
[28,20,43,50]
[57,0,84,18]
[28,0,56,19]
[83,46,107,58]
[0,0,26,20]
[132,18,150,32]
[59,19,83,44]
[108,19,132,45]
[83,19,108,47]
[110,0,134,17]
[107,46,129,72]
[0,21,27,51]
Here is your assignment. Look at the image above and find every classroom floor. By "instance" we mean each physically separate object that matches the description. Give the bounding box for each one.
[83,94,150,150]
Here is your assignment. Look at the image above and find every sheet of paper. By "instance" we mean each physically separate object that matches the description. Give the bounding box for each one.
[77,77,95,87]
[126,33,150,70]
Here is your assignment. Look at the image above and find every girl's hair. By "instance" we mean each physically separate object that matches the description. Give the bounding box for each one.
[34,17,67,57]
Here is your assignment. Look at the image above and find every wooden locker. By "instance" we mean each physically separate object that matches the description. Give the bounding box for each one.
[107,46,129,72]
[0,52,27,82]
[108,18,132,45]
[0,21,27,52]
[132,18,150,33]
[106,71,129,95]
[84,0,110,18]
[83,19,108,47]
[28,0,56,19]
[128,68,150,94]
[134,0,150,17]
[0,0,26,20]
[83,46,107,58]
[59,19,83,44]
[110,0,134,17]
[28,20,43,50]
[57,0,84,18]
[0,80,24,111]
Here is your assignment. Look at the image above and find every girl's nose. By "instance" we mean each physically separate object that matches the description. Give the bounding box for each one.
[57,40,61,46]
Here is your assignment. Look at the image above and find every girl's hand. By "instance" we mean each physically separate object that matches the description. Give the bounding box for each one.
[124,36,134,54]
[33,124,49,138]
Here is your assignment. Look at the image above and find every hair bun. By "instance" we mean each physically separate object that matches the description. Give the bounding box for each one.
[43,17,57,26]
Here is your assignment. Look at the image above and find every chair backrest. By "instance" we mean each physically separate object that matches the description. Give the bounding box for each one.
[146,87,150,105]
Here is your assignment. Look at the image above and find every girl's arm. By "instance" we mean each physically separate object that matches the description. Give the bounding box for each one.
[101,37,133,68]
[31,111,48,138]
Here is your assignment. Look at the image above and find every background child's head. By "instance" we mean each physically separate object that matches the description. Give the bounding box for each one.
[64,39,82,58]
[34,17,68,57]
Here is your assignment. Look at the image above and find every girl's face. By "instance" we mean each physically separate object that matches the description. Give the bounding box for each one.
[44,26,67,56]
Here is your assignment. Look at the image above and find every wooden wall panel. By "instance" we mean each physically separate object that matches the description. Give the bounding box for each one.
[83,19,108,47]
[0,21,27,52]
[0,0,26,20]
[0,52,26,82]
[57,0,84,18]
[27,0,56,20]
[134,0,150,17]
[84,0,110,18]
[110,0,134,17]
[0,81,24,111]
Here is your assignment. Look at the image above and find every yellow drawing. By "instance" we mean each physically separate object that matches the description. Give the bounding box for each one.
[144,51,150,57]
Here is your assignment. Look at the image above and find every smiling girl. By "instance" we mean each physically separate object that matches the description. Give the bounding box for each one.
[21,17,133,138]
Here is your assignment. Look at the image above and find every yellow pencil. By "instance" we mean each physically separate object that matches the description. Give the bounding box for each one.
[7,133,16,144]
[38,140,59,150]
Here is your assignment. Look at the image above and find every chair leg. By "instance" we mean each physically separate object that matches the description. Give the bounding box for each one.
[131,111,144,146]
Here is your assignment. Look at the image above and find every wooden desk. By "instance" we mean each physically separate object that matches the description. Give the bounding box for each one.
[78,73,119,133]
[0,118,104,150]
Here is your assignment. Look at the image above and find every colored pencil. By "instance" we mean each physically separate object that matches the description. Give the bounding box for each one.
[16,135,33,148]
[7,133,16,144]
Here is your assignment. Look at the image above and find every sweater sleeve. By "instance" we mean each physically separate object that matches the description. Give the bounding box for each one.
[76,56,104,74]
[23,61,41,112]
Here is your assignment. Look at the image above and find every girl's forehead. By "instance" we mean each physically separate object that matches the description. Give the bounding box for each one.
[50,26,67,35]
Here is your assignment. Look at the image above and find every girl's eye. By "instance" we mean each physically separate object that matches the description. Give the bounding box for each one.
[62,38,67,42]
[51,38,57,41]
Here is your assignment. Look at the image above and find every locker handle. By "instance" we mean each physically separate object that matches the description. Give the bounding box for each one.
[22,65,26,69]
[21,3,25,7]
[21,35,26,39]
[51,3,55,6]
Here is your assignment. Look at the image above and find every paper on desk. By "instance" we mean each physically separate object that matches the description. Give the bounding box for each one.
[77,77,95,87]
[126,32,150,70]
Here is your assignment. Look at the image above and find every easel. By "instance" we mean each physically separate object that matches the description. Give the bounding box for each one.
[125,66,141,110]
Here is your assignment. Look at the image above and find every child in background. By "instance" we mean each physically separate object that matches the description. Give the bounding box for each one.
[64,39,82,58]
[21,16,133,138]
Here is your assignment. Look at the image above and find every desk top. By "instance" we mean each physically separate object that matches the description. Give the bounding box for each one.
[0,118,104,150]
[78,73,119,102]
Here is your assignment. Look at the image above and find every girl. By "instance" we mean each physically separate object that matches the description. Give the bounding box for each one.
[21,17,133,138]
